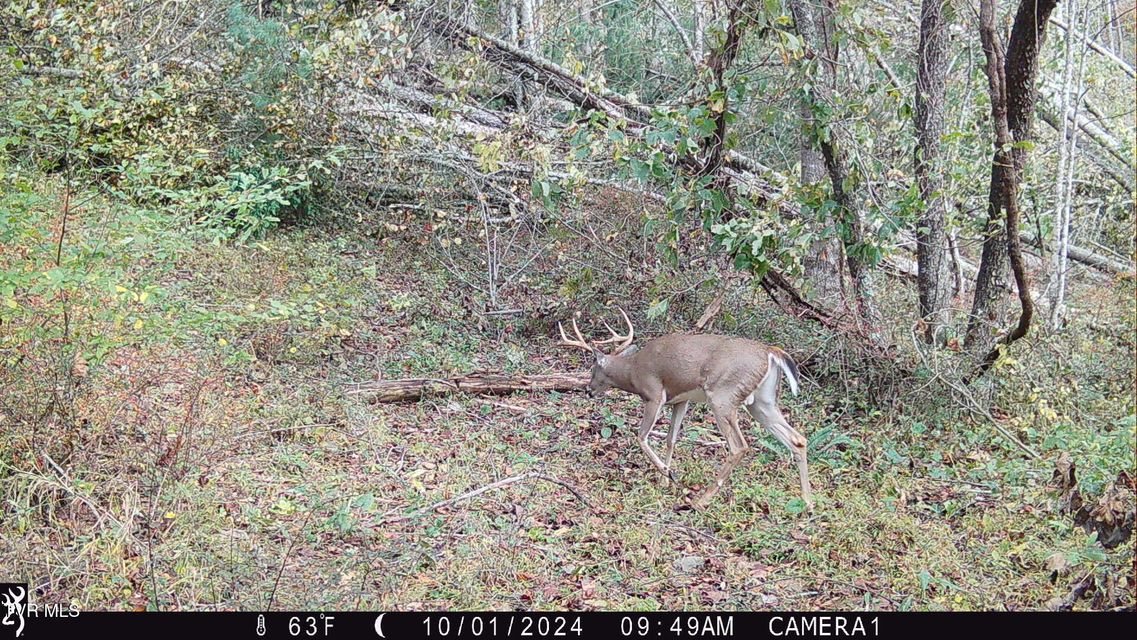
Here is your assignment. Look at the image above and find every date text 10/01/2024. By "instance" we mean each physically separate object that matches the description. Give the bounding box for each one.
[418,615,879,637]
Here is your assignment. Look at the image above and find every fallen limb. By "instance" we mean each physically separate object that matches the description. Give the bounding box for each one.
[694,291,726,331]
[1038,94,1135,193]
[1051,240,1135,276]
[18,65,83,79]
[384,470,600,522]
[349,372,589,403]
[1049,16,1135,79]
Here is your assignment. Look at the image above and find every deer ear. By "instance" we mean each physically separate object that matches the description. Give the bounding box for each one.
[592,348,608,367]
[621,344,640,356]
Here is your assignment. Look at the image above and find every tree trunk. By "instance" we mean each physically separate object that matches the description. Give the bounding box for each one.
[580,0,597,60]
[518,0,540,111]
[914,0,953,343]
[700,0,747,178]
[693,0,707,66]
[791,0,845,309]
[966,0,1058,348]
[789,0,884,341]
[969,0,1057,381]
[519,0,536,55]
[1049,0,1090,329]
[503,0,525,107]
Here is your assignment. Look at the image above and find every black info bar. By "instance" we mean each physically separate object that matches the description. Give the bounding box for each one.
[7,610,1132,639]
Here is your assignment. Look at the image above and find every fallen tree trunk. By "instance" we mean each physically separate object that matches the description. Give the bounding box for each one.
[1028,236,1135,276]
[415,6,784,196]
[350,372,589,403]
[1049,16,1136,79]
[413,6,848,331]
[1038,93,1136,193]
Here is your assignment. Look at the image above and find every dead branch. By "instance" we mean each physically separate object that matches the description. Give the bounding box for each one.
[384,470,600,522]
[349,372,589,403]
[694,291,726,331]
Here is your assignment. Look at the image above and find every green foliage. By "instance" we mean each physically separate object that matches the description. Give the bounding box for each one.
[192,165,313,243]
[226,3,313,136]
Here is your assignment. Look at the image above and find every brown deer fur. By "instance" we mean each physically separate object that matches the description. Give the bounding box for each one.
[560,312,812,510]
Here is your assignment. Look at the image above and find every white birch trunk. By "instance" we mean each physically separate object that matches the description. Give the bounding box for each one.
[1049,0,1091,329]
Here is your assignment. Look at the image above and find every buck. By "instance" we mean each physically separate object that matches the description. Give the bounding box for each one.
[559,309,812,510]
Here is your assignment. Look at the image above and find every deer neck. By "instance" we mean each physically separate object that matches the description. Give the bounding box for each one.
[601,354,645,397]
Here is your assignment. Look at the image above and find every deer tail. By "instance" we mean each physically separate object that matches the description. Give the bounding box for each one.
[769,348,800,396]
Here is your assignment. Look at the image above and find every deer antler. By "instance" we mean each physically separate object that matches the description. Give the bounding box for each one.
[557,316,594,352]
[597,307,635,354]
[557,308,635,355]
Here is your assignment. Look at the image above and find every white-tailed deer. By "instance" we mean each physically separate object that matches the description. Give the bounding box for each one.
[559,309,812,510]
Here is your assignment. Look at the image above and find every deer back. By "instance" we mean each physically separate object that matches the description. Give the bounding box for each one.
[622,334,777,405]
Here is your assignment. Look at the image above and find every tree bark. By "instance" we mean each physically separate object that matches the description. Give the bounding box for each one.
[793,0,845,308]
[914,0,953,343]
[789,0,884,341]
[969,0,1056,381]
[693,0,707,66]
[966,0,1057,348]
[699,0,748,178]
[351,372,590,403]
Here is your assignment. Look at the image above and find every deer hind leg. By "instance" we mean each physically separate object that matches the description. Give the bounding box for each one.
[746,397,813,509]
[661,400,690,485]
[691,399,748,510]
[636,395,671,478]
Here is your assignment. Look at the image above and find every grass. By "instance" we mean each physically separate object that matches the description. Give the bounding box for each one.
[1,173,1133,611]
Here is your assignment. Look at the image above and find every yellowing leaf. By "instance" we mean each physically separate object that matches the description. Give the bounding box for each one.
[133,318,143,330]
[217,338,228,346]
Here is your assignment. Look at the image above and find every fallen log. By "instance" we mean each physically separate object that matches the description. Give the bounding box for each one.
[1052,240,1135,277]
[1049,16,1136,79]
[350,372,589,403]
[1038,95,1135,193]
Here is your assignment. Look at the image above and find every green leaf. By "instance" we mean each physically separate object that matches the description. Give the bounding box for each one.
[646,298,669,320]
[785,498,808,514]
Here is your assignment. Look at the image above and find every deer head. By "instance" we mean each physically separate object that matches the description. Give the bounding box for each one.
[557,308,637,397]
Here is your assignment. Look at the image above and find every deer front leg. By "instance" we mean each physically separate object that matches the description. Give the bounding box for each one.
[661,400,689,486]
[691,402,748,510]
[636,395,671,479]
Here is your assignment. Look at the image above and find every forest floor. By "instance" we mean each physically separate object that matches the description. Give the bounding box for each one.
[2,176,1134,611]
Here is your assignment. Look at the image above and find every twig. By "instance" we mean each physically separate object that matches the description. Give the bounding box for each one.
[694,291,726,331]
[386,470,599,523]
[769,573,902,606]
[912,475,997,492]
[907,323,1041,460]
[473,398,530,413]
[266,505,317,611]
